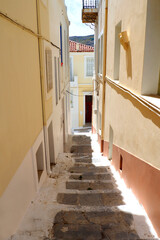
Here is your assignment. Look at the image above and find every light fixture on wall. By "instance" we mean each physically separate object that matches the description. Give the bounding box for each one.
[119,31,129,50]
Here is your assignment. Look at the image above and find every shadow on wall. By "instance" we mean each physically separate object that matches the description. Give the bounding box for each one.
[126,43,132,79]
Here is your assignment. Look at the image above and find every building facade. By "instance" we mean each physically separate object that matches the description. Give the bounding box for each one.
[70,40,94,130]
[82,0,160,236]
[0,0,70,239]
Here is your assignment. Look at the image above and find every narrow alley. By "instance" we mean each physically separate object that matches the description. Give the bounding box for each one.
[10,129,157,240]
[1,0,160,239]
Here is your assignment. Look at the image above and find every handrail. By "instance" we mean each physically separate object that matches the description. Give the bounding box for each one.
[82,0,98,9]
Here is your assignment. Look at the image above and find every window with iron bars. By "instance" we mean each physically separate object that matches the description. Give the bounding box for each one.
[82,0,99,9]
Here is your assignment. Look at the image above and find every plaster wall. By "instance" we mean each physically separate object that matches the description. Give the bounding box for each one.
[39,0,70,159]
[106,0,147,94]
[0,130,47,240]
[104,83,160,169]
[0,17,43,196]
[0,0,37,32]
[70,52,94,127]
[71,52,94,85]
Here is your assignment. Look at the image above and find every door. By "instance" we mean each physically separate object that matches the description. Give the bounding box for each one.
[85,95,92,123]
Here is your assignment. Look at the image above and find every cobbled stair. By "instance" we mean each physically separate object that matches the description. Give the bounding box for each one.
[52,134,140,240]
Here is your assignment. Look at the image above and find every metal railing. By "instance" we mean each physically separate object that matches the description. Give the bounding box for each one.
[82,0,98,9]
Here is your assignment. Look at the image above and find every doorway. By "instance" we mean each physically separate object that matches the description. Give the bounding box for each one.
[85,95,92,124]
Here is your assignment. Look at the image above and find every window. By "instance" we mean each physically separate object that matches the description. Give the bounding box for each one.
[48,121,55,167]
[45,49,53,92]
[141,1,160,95]
[70,57,73,81]
[54,57,58,105]
[36,143,44,182]
[60,25,63,66]
[58,57,61,100]
[86,57,94,77]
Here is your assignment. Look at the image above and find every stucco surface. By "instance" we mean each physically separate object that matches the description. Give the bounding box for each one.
[104,83,160,169]
[106,0,147,94]
[0,18,43,196]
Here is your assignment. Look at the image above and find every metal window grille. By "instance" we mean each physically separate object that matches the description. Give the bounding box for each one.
[82,0,98,9]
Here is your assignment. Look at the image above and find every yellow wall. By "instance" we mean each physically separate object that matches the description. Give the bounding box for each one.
[104,82,160,169]
[70,52,94,127]
[93,0,160,169]
[0,0,37,32]
[106,0,147,94]
[0,17,43,196]
[71,52,93,84]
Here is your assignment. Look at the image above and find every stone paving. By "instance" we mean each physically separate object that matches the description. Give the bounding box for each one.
[9,131,157,240]
[52,134,140,240]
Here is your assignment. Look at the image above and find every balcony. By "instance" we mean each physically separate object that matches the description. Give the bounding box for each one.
[82,0,98,23]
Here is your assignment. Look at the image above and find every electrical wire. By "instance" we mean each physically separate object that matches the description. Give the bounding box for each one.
[0,11,60,50]
[66,86,99,97]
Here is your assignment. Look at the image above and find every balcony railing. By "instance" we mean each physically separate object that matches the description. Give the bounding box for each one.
[82,0,98,9]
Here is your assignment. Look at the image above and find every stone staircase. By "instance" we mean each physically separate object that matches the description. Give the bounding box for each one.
[52,134,140,240]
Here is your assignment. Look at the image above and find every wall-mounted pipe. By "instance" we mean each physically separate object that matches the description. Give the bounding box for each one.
[101,0,108,152]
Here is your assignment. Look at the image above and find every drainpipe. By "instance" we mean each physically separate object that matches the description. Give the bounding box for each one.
[36,0,51,175]
[101,0,108,152]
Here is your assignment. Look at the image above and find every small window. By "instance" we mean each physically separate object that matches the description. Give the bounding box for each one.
[120,154,123,171]
[45,49,53,92]
[86,57,94,77]
[54,57,58,105]
[36,143,44,182]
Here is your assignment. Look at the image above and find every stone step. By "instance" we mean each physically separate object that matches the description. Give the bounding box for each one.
[72,135,91,145]
[57,191,124,206]
[74,163,95,167]
[69,172,112,181]
[53,210,139,240]
[66,180,115,190]
[74,158,92,163]
[70,145,93,153]
[69,166,108,174]
[71,153,92,158]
